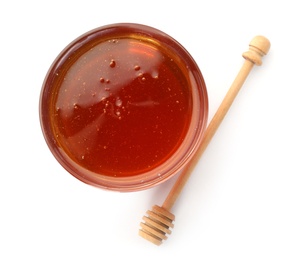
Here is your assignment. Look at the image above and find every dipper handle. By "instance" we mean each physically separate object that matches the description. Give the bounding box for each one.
[139,36,270,245]
[162,35,270,210]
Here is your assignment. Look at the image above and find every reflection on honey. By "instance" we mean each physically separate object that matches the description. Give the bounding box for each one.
[51,37,192,177]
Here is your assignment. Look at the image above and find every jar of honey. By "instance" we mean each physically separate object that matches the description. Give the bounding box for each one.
[39,23,208,191]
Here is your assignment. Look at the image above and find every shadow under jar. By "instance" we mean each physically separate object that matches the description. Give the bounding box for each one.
[39,23,209,192]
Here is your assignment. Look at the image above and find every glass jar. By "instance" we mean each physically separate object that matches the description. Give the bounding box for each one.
[39,23,208,191]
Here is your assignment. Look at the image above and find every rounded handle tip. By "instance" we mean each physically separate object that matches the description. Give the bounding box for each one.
[242,35,270,65]
[250,35,271,56]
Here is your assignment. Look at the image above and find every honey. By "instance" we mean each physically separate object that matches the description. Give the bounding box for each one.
[40,24,208,190]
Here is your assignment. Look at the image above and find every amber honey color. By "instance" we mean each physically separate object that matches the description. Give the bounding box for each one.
[40,24,208,190]
[53,38,193,177]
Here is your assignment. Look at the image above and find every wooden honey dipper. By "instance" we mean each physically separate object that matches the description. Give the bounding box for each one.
[139,36,271,245]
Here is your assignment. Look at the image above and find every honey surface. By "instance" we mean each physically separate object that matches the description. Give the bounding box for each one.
[52,37,192,177]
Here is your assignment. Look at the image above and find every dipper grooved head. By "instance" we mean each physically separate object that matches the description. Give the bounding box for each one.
[139,205,175,246]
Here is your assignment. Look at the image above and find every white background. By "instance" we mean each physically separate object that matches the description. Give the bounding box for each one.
[1,0,293,259]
